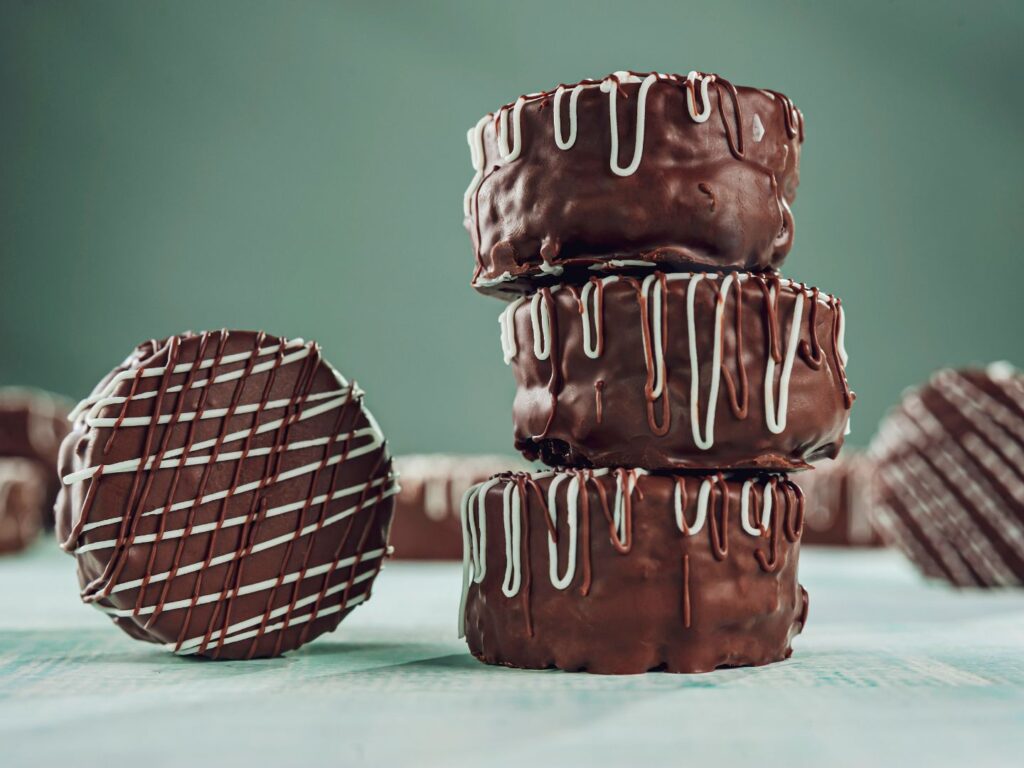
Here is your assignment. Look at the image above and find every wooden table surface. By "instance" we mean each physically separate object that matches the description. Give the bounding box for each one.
[2,543,1023,767]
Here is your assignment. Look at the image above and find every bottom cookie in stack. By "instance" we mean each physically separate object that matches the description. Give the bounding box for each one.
[0,459,46,554]
[458,469,808,674]
[391,455,527,559]
[799,454,883,547]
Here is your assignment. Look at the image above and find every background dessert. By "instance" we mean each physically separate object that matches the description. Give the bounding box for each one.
[390,454,527,559]
[799,454,882,547]
[0,459,46,554]
[868,363,1023,587]
[0,388,71,529]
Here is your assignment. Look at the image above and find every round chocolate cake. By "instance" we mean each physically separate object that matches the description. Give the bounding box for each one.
[391,454,527,560]
[464,71,803,295]
[503,272,853,470]
[0,388,71,527]
[0,459,46,554]
[869,363,1024,587]
[799,454,882,547]
[460,469,808,674]
[56,330,397,659]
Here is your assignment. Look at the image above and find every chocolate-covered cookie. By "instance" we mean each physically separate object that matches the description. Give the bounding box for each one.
[799,455,882,547]
[869,363,1024,587]
[391,454,527,560]
[57,330,397,658]
[460,469,807,674]
[0,388,71,527]
[464,71,803,295]
[503,272,853,470]
[0,459,46,554]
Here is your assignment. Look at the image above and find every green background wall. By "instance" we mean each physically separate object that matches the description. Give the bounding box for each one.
[2,1,1021,454]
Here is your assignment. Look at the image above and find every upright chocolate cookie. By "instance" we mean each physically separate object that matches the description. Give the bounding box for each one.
[464,71,803,295]
[57,331,397,658]
[503,272,853,470]
[0,459,46,554]
[869,363,1024,587]
[0,388,71,527]
[391,454,527,560]
[799,455,882,547]
[460,469,808,674]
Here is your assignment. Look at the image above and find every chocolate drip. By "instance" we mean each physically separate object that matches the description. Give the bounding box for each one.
[831,297,855,408]
[639,273,671,436]
[721,275,750,418]
[714,79,745,160]
[578,472,593,597]
[765,89,805,141]
[707,474,730,560]
[681,550,692,628]
[799,287,824,369]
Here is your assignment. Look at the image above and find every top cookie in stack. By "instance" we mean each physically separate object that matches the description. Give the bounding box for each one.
[464,70,803,296]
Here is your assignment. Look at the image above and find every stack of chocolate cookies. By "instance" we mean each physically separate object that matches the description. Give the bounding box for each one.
[459,71,854,673]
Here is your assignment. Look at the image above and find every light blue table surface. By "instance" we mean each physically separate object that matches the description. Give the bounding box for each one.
[2,543,1023,767]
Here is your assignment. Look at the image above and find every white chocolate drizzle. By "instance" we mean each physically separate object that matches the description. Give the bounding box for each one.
[528,290,554,361]
[499,297,526,364]
[546,473,579,590]
[497,97,527,162]
[580,277,616,359]
[764,284,804,434]
[601,72,659,177]
[553,85,584,149]
[462,115,491,217]
[686,273,728,448]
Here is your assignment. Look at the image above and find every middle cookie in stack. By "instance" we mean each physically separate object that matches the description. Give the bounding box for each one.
[460,70,854,673]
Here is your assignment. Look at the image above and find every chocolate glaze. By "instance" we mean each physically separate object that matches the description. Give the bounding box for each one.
[0,459,46,554]
[0,389,71,529]
[464,71,803,296]
[461,469,807,674]
[56,330,397,658]
[504,272,853,470]
[868,364,1024,587]
[390,454,526,560]
[799,454,883,547]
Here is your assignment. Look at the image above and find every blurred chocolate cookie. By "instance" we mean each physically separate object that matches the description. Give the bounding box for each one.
[869,363,1024,586]
[391,454,527,559]
[799,455,882,547]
